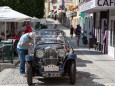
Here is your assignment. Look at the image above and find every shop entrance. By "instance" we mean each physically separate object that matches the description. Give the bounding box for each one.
[101,18,108,53]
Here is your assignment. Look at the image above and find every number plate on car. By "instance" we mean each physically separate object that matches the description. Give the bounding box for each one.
[43,72,61,77]
[44,65,59,71]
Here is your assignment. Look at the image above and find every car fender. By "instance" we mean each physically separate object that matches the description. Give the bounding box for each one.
[63,53,77,68]
[25,55,33,62]
[67,53,76,59]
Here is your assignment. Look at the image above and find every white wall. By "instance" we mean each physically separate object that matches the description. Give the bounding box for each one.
[108,10,115,58]
[108,46,115,58]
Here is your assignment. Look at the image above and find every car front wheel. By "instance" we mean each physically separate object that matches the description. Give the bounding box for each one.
[26,61,33,86]
[70,60,76,85]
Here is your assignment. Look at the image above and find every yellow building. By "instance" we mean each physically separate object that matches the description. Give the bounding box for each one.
[45,0,50,18]
[70,0,80,28]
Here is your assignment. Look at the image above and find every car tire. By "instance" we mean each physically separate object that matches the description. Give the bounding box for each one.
[70,60,76,85]
[27,61,33,86]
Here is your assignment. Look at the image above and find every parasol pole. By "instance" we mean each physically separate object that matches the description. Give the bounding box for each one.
[5,22,7,40]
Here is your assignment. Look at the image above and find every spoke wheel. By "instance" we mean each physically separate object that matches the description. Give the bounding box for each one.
[70,61,76,85]
[27,61,33,86]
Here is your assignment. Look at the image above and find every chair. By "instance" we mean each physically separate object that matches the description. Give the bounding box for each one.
[13,40,19,55]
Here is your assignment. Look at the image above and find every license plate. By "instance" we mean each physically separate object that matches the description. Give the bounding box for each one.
[43,72,61,77]
[44,65,59,71]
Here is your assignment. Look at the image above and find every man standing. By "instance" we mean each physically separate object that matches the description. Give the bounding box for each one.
[70,25,74,38]
[75,24,81,46]
[17,32,34,76]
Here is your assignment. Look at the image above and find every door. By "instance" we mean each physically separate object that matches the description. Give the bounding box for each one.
[101,18,108,53]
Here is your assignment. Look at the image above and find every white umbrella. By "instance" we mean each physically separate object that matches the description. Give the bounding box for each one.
[0,6,32,39]
[0,6,31,22]
[31,17,40,22]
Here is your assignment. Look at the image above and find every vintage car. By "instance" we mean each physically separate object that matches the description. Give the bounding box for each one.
[26,29,77,85]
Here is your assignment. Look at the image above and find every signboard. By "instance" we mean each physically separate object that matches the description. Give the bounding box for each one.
[79,0,115,12]
[96,0,115,7]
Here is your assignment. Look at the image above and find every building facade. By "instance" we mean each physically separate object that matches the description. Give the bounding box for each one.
[79,0,115,58]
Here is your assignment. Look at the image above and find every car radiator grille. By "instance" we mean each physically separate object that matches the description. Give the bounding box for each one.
[44,48,58,65]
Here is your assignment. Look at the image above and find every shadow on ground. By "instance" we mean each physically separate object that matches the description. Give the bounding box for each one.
[75,49,103,56]
[76,71,105,86]
[76,58,93,67]
[31,71,105,86]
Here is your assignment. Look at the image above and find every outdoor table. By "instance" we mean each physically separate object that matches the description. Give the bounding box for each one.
[0,41,14,64]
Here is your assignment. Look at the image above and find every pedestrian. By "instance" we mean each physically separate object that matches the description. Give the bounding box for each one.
[75,24,81,46]
[53,24,57,29]
[70,25,74,38]
[17,32,35,76]
[24,22,32,34]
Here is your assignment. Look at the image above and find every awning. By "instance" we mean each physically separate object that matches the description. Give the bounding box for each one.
[31,17,40,22]
[79,12,85,18]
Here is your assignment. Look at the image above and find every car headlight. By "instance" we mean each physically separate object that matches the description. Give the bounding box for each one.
[36,49,45,58]
[58,50,65,57]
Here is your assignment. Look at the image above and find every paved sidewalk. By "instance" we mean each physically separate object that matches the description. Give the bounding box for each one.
[47,19,115,85]
[55,19,115,84]
[0,56,19,72]
[0,18,115,86]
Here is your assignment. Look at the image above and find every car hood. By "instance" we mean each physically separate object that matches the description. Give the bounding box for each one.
[35,43,64,49]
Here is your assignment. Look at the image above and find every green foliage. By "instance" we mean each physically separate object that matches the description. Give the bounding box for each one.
[0,0,45,18]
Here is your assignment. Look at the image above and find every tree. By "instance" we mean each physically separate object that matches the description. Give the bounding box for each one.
[35,0,45,18]
[0,0,45,18]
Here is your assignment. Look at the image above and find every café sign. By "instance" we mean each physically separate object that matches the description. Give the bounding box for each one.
[79,0,115,12]
[97,0,115,6]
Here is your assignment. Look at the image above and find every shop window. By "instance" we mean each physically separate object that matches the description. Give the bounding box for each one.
[110,20,115,46]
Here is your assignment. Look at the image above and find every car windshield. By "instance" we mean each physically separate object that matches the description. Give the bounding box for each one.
[35,29,65,44]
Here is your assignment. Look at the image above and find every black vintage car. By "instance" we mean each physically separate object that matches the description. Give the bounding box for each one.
[26,29,77,85]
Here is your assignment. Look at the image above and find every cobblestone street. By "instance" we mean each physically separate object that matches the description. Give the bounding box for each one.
[0,19,115,86]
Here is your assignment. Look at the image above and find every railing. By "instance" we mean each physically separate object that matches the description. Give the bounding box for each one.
[0,41,14,64]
